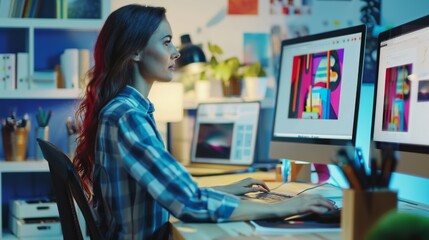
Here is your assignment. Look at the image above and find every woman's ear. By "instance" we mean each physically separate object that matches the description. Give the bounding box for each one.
[132,52,141,62]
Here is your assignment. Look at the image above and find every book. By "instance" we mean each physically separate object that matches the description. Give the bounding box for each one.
[16,52,30,90]
[56,0,62,18]
[78,49,90,89]
[29,0,40,18]
[0,0,13,18]
[21,0,31,18]
[60,48,79,89]
[32,71,57,89]
[67,0,101,19]
[0,53,16,90]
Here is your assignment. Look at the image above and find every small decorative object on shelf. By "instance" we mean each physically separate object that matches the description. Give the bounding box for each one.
[66,116,79,159]
[35,107,52,160]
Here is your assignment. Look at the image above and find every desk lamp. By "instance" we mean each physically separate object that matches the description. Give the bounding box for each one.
[148,82,184,151]
[177,34,207,73]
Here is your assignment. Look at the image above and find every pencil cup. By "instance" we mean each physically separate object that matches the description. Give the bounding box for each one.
[341,189,397,240]
[36,126,49,160]
[1,127,28,161]
[15,128,29,161]
[2,126,13,161]
[68,134,77,159]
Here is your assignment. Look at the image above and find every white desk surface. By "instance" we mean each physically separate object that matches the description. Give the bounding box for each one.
[171,171,342,240]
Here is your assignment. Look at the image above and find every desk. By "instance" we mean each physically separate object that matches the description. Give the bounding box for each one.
[171,172,342,240]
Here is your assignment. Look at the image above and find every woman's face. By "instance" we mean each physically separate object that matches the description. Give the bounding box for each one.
[136,18,180,83]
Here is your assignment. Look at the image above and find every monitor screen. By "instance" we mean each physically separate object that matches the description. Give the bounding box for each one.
[191,102,260,165]
[270,25,366,165]
[371,15,429,178]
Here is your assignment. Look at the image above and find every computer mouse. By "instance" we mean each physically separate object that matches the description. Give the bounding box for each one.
[317,208,341,223]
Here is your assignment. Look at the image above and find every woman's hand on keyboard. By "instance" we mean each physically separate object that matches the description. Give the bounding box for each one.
[277,194,336,215]
[211,177,270,195]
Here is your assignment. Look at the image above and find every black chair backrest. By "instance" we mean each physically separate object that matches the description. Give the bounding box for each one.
[36,138,103,240]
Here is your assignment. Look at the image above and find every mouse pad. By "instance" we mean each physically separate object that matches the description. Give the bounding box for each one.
[251,219,340,233]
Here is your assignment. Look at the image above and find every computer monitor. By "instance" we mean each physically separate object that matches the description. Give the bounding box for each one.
[270,25,366,165]
[371,15,429,178]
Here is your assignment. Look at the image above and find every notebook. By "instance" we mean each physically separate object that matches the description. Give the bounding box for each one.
[185,102,261,176]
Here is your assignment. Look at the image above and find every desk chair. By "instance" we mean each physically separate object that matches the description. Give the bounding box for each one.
[36,138,103,240]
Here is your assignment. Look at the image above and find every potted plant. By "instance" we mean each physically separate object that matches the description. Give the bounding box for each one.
[242,62,266,78]
[241,62,268,99]
[202,42,242,97]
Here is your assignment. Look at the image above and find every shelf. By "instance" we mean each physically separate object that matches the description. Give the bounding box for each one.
[0,160,49,173]
[2,230,62,240]
[0,89,83,99]
[0,18,105,30]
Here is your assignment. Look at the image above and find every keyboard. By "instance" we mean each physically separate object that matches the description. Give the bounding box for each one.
[247,192,293,203]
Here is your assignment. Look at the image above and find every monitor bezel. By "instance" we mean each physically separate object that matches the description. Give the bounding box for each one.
[271,24,367,148]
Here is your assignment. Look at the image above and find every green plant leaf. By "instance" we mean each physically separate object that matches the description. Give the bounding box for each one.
[208,42,223,55]
[242,62,266,77]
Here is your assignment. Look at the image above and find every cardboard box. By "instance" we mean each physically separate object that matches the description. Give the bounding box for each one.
[10,199,59,219]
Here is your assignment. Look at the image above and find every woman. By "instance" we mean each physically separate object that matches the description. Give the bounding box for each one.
[74,4,334,239]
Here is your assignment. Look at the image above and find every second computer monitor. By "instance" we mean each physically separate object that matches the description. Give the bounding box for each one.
[270,25,366,165]
[371,15,429,178]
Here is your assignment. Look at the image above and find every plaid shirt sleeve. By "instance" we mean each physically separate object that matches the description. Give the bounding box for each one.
[116,109,240,222]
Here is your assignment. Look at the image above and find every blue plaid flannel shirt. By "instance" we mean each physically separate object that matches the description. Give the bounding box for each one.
[95,85,240,239]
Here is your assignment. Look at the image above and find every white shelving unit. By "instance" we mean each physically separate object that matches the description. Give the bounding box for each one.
[0,23,103,96]
[0,2,110,239]
[0,89,83,99]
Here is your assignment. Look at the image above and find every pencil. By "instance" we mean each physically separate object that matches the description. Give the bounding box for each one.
[326,50,330,89]
[292,56,301,113]
[309,85,312,112]
[342,164,363,191]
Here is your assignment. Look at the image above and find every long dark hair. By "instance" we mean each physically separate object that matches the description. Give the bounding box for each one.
[73,4,167,195]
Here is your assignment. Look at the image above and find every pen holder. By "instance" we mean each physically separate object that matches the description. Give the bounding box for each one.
[341,189,397,240]
[36,126,49,160]
[2,127,28,161]
[15,128,29,161]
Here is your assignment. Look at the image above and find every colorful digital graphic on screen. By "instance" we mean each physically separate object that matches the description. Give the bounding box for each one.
[382,64,412,132]
[288,49,344,120]
[196,123,234,159]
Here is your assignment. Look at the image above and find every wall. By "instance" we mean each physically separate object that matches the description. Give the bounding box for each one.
[111,0,365,71]
[110,0,429,205]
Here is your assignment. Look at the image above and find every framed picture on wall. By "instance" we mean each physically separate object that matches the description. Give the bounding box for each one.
[228,0,258,15]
